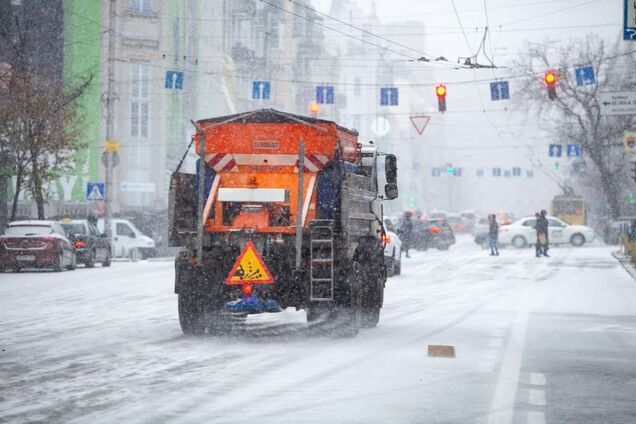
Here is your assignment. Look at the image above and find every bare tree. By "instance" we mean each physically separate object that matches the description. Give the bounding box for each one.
[0,67,88,219]
[514,36,636,219]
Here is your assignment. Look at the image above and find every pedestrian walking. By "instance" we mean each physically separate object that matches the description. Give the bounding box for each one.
[488,214,499,256]
[536,210,549,257]
[399,211,414,258]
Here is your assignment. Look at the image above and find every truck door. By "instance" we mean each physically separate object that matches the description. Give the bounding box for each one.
[115,222,137,257]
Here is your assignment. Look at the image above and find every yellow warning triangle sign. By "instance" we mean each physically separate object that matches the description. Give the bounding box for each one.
[226,241,274,285]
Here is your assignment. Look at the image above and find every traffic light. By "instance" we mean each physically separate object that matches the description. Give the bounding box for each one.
[436,84,447,112]
[544,70,557,100]
[631,161,636,183]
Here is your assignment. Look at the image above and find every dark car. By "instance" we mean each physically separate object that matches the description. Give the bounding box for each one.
[0,220,76,272]
[60,219,111,268]
[417,219,456,251]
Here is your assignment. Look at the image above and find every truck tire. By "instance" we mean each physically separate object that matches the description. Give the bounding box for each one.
[360,307,381,328]
[53,253,64,272]
[85,250,96,268]
[178,294,206,335]
[102,250,111,267]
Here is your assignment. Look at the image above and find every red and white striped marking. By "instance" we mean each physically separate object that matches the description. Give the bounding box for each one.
[206,153,239,172]
[295,154,329,172]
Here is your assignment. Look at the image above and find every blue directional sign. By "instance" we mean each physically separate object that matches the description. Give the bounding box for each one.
[575,66,596,86]
[624,0,636,40]
[549,144,563,157]
[165,70,184,90]
[566,143,581,157]
[86,182,105,201]
[380,87,399,106]
[490,81,510,101]
[252,80,271,99]
[316,86,334,104]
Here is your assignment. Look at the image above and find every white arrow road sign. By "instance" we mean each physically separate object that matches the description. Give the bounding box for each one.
[599,91,636,115]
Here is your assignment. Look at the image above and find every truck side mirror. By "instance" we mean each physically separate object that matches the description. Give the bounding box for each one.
[385,183,399,200]
[385,154,397,184]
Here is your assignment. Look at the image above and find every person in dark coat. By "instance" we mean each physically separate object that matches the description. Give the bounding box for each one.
[399,211,414,258]
[488,214,499,256]
[535,210,549,257]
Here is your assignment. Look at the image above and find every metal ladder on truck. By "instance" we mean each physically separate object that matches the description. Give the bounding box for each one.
[310,220,334,301]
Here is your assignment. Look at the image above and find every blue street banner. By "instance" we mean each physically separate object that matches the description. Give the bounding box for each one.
[380,87,399,106]
[490,81,510,101]
[549,144,563,157]
[316,86,335,104]
[86,183,105,201]
[625,0,636,40]
[575,66,595,86]
[165,70,184,89]
[252,80,271,99]
[567,143,581,157]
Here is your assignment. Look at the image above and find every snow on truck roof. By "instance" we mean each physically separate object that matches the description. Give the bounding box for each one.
[196,108,359,136]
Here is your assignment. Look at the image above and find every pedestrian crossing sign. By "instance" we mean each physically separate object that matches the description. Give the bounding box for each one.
[226,241,274,285]
[86,183,105,201]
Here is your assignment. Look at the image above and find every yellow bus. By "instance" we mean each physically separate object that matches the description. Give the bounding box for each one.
[551,195,586,225]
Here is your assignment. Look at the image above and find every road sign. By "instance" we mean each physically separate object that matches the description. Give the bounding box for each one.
[86,183,105,201]
[316,85,334,104]
[574,66,596,86]
[549,144,563,157]
[625,0,636,40]
[252,80,271,100]
[566,143,581,157]
[380,87,398,106]
[624,130,636,153]
[120,182,156,193]
[490,81,510,100]
[226,241,274,285]
[409,115,431,135]
[371,116,391,136]
[165,70,184,89]
[104,140,119,153]
[599,91,636,115]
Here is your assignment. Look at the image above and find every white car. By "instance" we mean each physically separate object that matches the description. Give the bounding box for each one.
[97,218,156,260]
[498,215,596,248]
[383,218,402,277]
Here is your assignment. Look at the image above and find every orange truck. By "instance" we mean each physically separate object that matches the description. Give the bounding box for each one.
[169,109,399,337]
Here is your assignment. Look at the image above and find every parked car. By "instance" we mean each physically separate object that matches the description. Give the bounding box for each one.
[0,220,76,272]
[383,217,402,276]
[97,218,156,260]
[60,219,111,267]
[414,218,456,251]
[498,215,596,248]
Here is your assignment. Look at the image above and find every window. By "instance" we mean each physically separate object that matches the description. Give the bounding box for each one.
[116,223,135,238]
[477,169,484,177]
[131,0,151,13]
[131,63,149,138]
[492,168,501,177]
[522,219,537,228]
[548,219,564,227]
[512,167,521,176]
[527,170,534,178]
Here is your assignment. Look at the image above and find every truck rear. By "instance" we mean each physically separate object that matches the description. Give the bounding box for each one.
[169,109,398,337]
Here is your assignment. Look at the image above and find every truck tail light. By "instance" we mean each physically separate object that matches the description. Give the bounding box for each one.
[381,234,391,244]
[242,284,254,295]
[428,226,442,234]
[74,241,86,248]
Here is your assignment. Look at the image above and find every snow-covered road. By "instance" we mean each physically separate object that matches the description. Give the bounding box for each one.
[2,237,636,423]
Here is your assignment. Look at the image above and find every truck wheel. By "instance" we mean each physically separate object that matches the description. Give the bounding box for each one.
[53,253,64,272]
[394,259,401,275]
[102,250,111,267]
[85,250,96,268]
[129,248,140,262]
[178,294,206,335]
[360,307,381,328]
[68,255,77,271]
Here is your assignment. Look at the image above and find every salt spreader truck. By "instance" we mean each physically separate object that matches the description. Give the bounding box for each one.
[169,109,399,337]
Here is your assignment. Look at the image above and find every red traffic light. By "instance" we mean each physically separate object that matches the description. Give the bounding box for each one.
[544,71,556,85]
[436,84,447,97]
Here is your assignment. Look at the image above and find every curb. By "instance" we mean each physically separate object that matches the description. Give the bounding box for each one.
[611,251,636,281]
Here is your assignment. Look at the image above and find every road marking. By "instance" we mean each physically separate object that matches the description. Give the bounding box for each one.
[487,285,530,424]
[527,411,546,424]
[528,388,546,406]
[530,372,546,386]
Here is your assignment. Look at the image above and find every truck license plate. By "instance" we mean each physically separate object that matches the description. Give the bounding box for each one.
[16,255,35,261]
